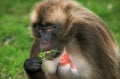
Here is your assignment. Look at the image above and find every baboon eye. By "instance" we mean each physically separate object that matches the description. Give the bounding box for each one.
[33,24,40,30]
[33,25,38,30]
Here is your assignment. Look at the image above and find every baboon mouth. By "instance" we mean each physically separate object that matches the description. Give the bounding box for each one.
[40,49,61,60]
[45,50,53,54]
[45,50,61,54]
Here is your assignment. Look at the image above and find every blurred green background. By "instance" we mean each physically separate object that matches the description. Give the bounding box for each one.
[0,0,120,79]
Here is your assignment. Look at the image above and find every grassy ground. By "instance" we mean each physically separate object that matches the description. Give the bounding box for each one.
[0,0,120,79]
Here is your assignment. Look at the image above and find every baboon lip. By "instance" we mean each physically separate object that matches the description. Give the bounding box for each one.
[44,49,61,54]
[45,50,51,54]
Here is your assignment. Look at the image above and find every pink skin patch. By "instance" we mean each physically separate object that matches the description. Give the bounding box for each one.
[59,48,76,69]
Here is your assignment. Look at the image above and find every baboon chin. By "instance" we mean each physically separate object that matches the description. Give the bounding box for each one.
[24,0,120,79]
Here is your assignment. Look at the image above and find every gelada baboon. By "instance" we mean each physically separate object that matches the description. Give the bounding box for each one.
[24,0,120,79]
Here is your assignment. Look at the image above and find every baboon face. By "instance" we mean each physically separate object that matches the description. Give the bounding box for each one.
[31,1,73,57]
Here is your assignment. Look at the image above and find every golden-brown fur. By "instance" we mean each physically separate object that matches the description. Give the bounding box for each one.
[28,0,120,79]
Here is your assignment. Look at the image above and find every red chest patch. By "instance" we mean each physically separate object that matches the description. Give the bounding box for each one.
[59,48,76,69]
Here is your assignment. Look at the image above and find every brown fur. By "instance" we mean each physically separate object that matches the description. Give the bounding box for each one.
[29,0,120,79]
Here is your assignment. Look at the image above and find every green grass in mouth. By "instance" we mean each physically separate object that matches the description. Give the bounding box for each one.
[39,49,60,59]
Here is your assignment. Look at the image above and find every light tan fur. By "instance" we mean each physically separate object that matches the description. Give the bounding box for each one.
[29,0,120,79]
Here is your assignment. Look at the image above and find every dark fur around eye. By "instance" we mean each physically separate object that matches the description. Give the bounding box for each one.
[32,23,43,30]
[32,22,57,31]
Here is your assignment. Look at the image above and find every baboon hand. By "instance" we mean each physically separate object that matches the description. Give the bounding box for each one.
[24,57,42,73]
